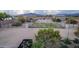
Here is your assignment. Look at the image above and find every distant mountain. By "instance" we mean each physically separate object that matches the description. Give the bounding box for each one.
[56,13,79,16]
[16,12,79,17]
[17,13,44,16]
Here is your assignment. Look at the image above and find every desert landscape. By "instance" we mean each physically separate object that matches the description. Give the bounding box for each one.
[0,10,79,48]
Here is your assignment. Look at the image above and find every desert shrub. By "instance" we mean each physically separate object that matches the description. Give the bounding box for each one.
[66,19,78,24]
[60,43,68,48]
[32,40,44,48]
[32,28,61,48]
[12,21,22,26]
[63,38,72,45]
[17,16,26,23]
[19,18,26,23]
[73,38,79,44]
[53,18,61,22]
[26,18,34,22]
[74,29,79,37]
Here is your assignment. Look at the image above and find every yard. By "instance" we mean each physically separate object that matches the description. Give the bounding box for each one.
[0,18,78,48]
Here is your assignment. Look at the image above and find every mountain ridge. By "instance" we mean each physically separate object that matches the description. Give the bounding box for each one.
[15,13,79,16]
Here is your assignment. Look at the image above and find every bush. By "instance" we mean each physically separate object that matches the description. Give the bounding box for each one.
[26,18,34,22]
[32,40,44,48]
[66,19,78,24]
[12,21,22,26]
[19,19,26,23]
[74,29,79,37]
[63,38,72,45]
[60,43,68,48]
[32,28,61,48]
[73,38,79,44]
[17,16,26,23]
[53,18,61,22]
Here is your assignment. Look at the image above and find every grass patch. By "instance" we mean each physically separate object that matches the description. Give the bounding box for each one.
[28,22,65,28]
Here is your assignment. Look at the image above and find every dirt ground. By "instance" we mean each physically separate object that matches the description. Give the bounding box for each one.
[0,23,77,48]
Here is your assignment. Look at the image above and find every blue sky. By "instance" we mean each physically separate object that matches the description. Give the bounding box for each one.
[0,10,79,15]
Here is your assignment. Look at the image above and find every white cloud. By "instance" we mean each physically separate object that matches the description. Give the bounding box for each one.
[16,10,24,14]
[43,10,61,15]
[60,10,79,14]
[1,10,79,15]
[29,10,35,13]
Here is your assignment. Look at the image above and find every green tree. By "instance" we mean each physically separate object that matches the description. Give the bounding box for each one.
[32,28,61,48]
[0,12,10,21]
